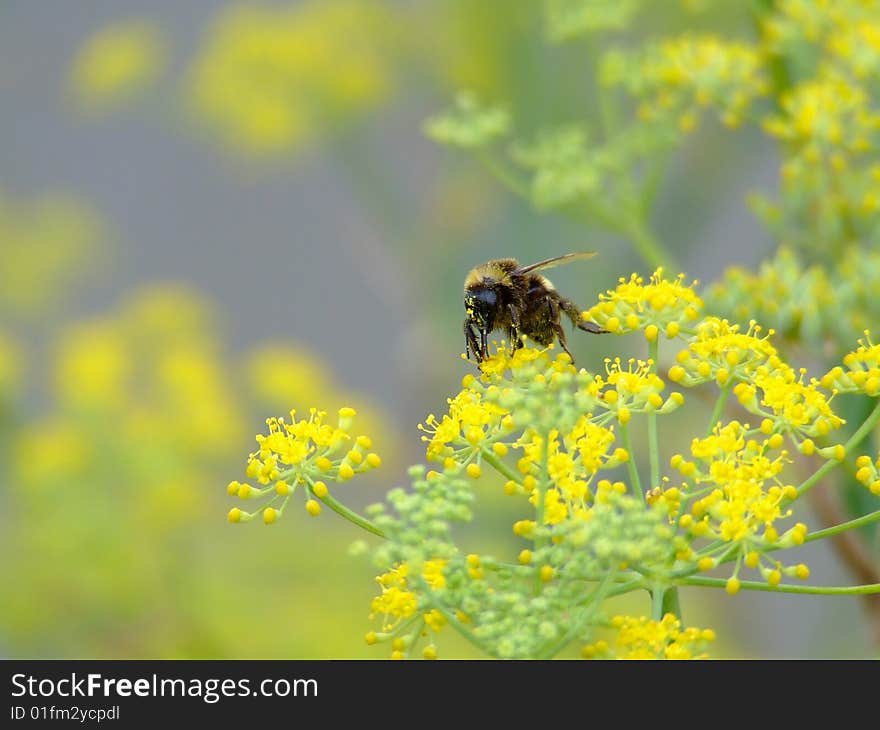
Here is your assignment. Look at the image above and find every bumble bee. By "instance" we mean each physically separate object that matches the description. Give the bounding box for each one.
[463,252,607,364]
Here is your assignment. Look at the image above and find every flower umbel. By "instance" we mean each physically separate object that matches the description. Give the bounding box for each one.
[227,406,381,524]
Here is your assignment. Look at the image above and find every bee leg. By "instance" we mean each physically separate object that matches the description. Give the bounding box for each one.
[560,297,608,334]
[545,296,575,363]
[507,304,522,355]
[464,320,481,363]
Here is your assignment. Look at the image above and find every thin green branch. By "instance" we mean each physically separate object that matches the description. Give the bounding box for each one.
[797,399,880,498]
[538,570,615,659]
[620,421,644,500]
[313,490,386,539]
[804,509,880,544]
[706,381,734,436]
[481,448,521,484]
[624,218,677,272]
[478,149,532,198]
[648,338,661,490]
[683,576,880,596]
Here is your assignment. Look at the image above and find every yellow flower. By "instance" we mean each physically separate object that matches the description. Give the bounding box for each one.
[582,614,714,659]
[827,20,880,78]
[584,269,703,336]
[70,19,165,110]
[370,567,418,632]
[422,559,448,590]
[752,367,843,439]
[824,332,880,396]
[763,75,879,154]
[233,405,380,523]
[0,191,103,316]
[419,386,508,463]
[852,453,880,496]
[669,318,777,387]
[188,0,395,155]
[602,35,768,128]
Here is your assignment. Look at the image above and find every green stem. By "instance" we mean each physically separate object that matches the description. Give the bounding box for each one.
[651,585,667,621]
[797,399,880,498]
[315,490,386,539]
[648,338,660,490]
[662,587,681,620]
[478,149,532,198]
[619,421,644,500]
[420,595,497,658]
[625,218,677,272]
[683,575,880,596]
[805,509,880,543]
[605,578,648,599]
[706,381,734,436]
[532,431,551,595]
[481,448,521,484]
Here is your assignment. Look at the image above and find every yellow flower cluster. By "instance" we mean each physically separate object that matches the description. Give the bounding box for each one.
[15,285,245,543]
[583,269,702,340]
[602,35,768,130]
[673,422,796,540]
[827,19,880,78]
[597,358,684,425]
[419,384,510,465]
[670,318,843,441]
[853,455,880,496]
[188,0,395,155]
[763,75,879,156]
[668,318,777,387]
[670,421,815,589]
[822,333,880,396]
[228,407,381,524]
[367,562,449,659]
[69,18,165,110]
[0,191,103,317]
[761,0,880,74]
[582,614,715,659]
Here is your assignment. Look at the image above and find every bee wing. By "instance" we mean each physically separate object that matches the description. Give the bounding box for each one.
[512,252,598,276]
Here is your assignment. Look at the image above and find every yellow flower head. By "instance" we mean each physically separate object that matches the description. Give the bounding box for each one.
[584,269,703,337]
[763,74,879,154]
[582,614,714,659]
[70,19,165,110]
[823,332,880,396]
[602,35,768,128]
[669,318,778,387]
[188,0,395,155]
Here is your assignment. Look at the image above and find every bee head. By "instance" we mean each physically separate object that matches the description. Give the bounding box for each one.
[465,287,497,331]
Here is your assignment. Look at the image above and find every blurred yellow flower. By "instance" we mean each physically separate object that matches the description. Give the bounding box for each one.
[69,19,166,110]
[763,74,879,154]
[188,0,396,155]
[0,191,103,316]
[55,322,132,410]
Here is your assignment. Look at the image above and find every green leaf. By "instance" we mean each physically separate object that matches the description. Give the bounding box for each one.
[424,92,510,149]
[544,0,641,42]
